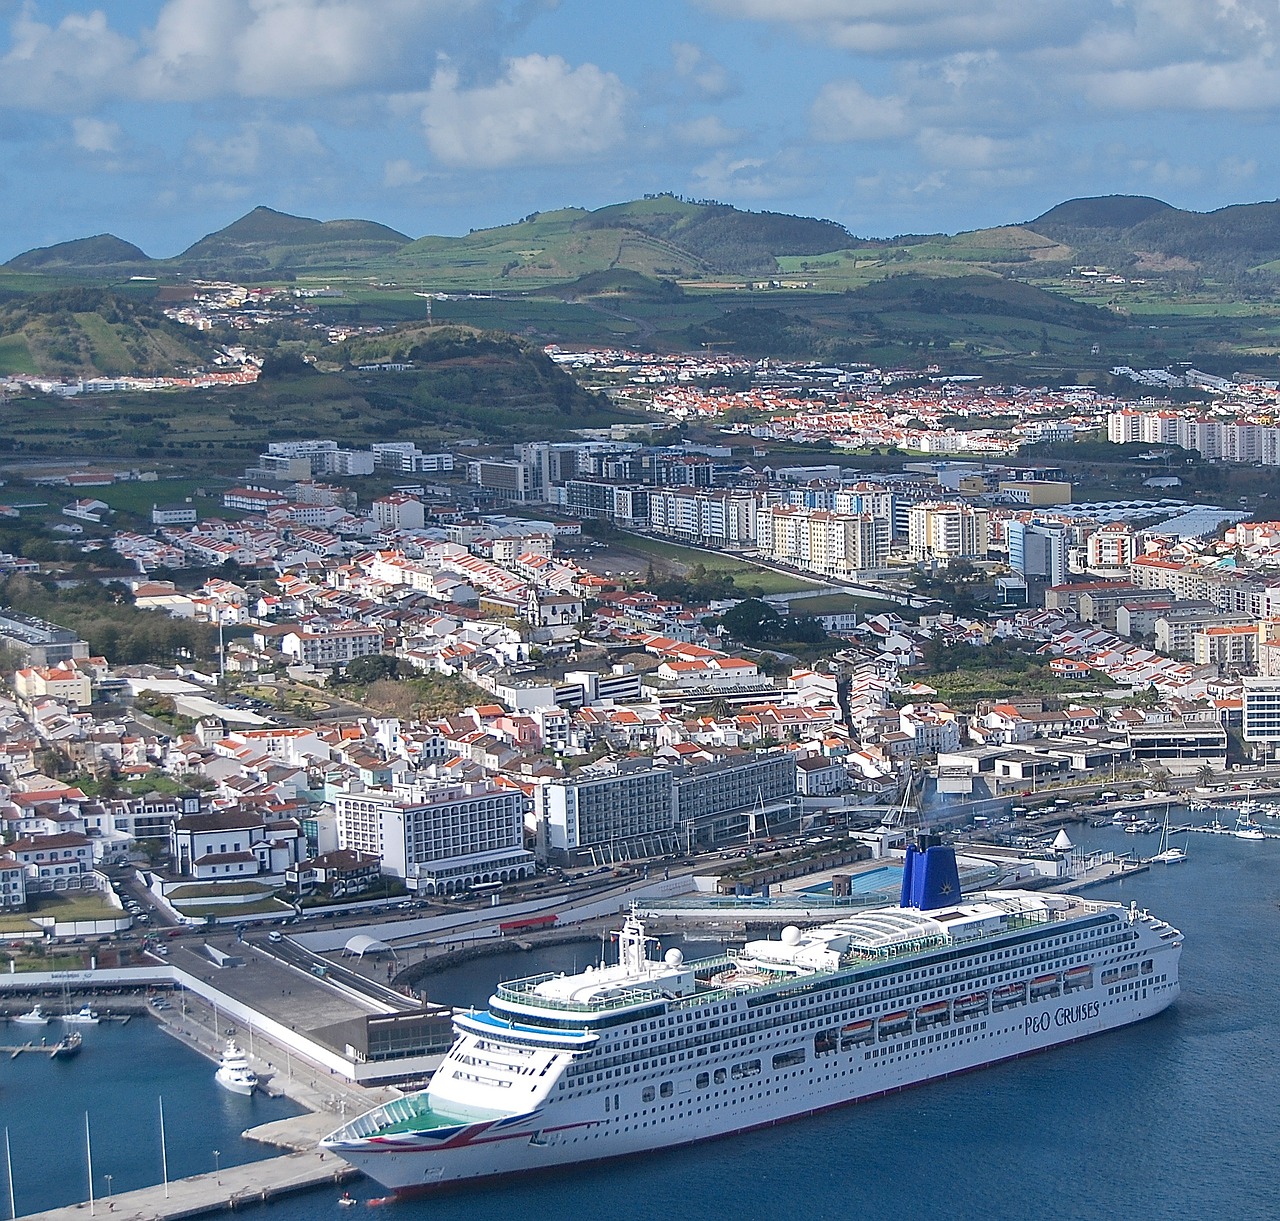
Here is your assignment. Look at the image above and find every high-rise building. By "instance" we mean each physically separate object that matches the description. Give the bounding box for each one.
[908,503,990,562]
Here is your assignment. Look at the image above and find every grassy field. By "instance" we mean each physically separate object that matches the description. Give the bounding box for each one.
[93,477,224,517]
[174,897,292,919]
[779,592,891,615]
[166,882,275,900]
[0,915,40,933]
[30,893,122,921]
[912,665,1118,709]
[0,331,37,374]
[611,533,819,595]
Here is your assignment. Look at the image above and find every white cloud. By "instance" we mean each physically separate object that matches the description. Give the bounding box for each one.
[0,8,136,111]
[672,115,742,147]
[811,79,910,141]
[421,54,626,168]
[383,157,426,187]
[671,41,732,98]
[72,116,123,154]
[136,0,474,100]
[697,1,1073,55]
[689,150,813,201]
[1080,59,1280,113]
[915,128,1017,170]
[186,121,328,177]
[0,0,491,108]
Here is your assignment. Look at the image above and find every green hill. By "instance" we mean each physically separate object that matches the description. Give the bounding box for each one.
[175,206,412,274]
[0,287,214,377]
[1031,196,1176,229]
[1025,195,1280,278]
[381,195,854,285]
[5,233,153,272]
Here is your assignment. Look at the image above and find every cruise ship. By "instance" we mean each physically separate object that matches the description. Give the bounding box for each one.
[322,846,1181,1192]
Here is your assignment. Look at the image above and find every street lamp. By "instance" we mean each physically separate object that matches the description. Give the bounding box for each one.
[104,1175,112,1201]
[212,1150,221,1175]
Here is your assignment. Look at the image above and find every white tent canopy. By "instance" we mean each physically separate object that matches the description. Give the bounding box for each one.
[343,934,396,958]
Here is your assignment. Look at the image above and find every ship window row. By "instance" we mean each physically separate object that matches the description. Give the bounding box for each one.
[568,956,1110,1071]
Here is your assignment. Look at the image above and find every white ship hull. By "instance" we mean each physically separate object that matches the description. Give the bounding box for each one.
[324,866,1181,1194]
[215,1068,256,1095]
[332,979,1174,1192]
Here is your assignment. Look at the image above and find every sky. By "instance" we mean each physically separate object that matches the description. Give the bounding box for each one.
[2,0,1279,260]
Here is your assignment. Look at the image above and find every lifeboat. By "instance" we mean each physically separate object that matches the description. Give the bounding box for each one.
[877,1011,913,1040]
[840,1019,874,1047]
[915,1001,950,1029]
[991,983,1026,1010]
[1063,965,1093,992]
[954,992,989,1014]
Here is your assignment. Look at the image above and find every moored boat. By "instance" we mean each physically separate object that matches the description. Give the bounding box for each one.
[13,1005,48,1026]
[62,1004,100,1025]
[321,845,1182,1195]
[1234,814,1266,841]
[52,1031,82,1059]
[214,1039,257,1095]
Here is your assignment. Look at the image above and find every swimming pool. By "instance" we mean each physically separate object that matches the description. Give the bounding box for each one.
[799,864,902,898]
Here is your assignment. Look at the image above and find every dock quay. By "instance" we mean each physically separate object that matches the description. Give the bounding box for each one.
[1059,858,1149,891]
[16,1144,355,1221]
[0,1042,70,1058]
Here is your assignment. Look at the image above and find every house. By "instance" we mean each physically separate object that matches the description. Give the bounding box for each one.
[285,849,382,898]
[169,808,304,880]
[794,753,847,796]
[4,831,95,894]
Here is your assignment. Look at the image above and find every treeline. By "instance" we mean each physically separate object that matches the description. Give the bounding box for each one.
[687,308,824,357]
[0,575,215,665]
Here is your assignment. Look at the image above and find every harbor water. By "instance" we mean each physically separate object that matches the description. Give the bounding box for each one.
[7,819,1280,1220]
[0,1017,302,1216]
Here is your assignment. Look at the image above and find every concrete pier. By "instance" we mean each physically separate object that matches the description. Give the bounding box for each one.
[16,1148,356,1221]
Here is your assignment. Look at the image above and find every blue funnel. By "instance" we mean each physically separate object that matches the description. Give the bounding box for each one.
[902,845,961,911]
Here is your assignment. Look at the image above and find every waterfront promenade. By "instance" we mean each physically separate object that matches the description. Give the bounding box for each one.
[18,1147,356,1221]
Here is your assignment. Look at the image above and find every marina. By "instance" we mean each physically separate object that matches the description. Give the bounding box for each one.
[0,811,1273,1220]
[15,1148,355,1221]
[212,820,1280,1221]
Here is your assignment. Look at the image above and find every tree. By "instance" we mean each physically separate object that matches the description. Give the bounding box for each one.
[719,599,785,643]
[343,654,401,684]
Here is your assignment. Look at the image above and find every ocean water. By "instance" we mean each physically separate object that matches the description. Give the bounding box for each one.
[10,821,1280,1221]
[0,1016,302,1216]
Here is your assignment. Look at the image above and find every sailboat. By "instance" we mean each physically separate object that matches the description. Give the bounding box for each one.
[1151,813,1187,864]
[1233,813,1266,841]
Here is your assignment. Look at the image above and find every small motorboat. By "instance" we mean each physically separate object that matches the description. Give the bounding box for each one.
[13,1005,49,1026]
[62,1004,100,1025]
[339,1192,358,1207]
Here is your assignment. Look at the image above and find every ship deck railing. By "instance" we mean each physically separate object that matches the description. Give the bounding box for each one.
[331,1093,496,1140]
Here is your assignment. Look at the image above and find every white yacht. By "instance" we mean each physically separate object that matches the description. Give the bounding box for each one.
[1151,816,1187,864]
[1233,814,1266,841]
[62,1004,100,1025]
[323,845,1182,1195]
[13,1004,48,1026]
[214,1039,258,1095]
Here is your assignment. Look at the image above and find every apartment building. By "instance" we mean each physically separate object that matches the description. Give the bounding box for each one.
[908,502,990,562]
[756,504,888,576]
[647,488,757,549]
[279,623,384,667]
[334,781,533,894]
